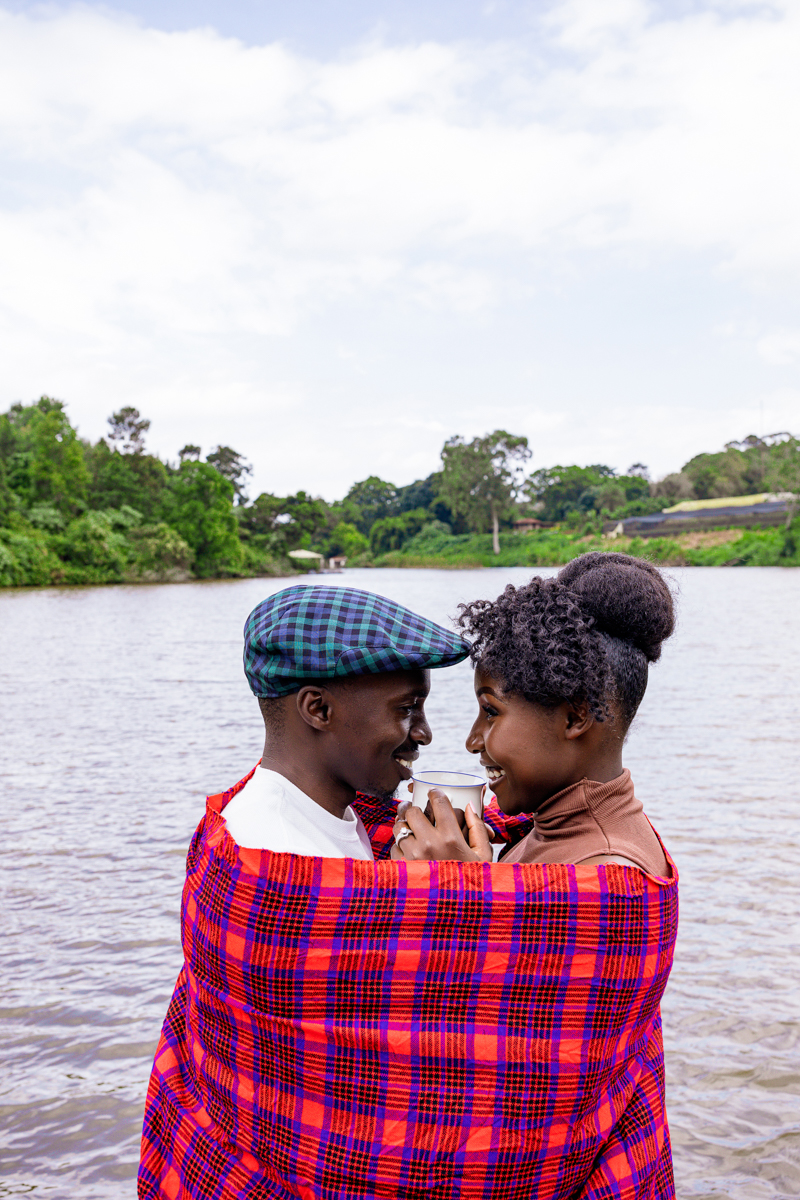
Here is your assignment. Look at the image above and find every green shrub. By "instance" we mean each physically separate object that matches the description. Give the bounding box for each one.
[56,511,130,581]
[125,523,194,581]
[369,509,430,554]
[240,542,296,577]
[0,525,62,586]
[325,521,369,559]
[779,517,800,562]
[607,496,670,520]
[25,504,66,532]
[375,521,800,570]
[684,526,792,567]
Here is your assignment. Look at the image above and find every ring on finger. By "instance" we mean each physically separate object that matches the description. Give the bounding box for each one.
[394,825,413,844]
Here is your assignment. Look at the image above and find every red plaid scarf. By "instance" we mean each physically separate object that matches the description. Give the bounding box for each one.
[139,770,678,1199]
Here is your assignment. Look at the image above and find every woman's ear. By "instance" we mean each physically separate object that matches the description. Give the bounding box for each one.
[564,702,594,740]
[295,686,334,730]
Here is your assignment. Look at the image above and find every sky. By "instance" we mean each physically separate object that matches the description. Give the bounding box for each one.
[1,0,799,500]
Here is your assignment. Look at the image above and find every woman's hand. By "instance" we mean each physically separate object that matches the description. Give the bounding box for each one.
[390,789,493,863]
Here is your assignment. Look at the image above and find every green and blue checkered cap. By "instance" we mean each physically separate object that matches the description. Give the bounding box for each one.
[243,585,470,697]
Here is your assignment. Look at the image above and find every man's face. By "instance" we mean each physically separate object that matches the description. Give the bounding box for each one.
[327,668,432,801]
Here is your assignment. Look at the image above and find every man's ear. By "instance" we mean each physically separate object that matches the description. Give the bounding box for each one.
[295,685,335,730]
[564,702,594,740]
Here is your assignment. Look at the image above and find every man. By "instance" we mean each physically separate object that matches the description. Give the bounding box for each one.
[139,584,470,1195]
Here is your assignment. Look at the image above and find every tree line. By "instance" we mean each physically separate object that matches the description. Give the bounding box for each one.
[0,395,797,586]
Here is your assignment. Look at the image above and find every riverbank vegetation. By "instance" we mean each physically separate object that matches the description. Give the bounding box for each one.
[374,523,799,569]
[1,397,798,586]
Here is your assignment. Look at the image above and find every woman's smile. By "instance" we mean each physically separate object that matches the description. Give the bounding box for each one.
[481,759,506,787]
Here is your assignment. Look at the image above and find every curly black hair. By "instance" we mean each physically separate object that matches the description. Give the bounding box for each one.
[457,552,675,727]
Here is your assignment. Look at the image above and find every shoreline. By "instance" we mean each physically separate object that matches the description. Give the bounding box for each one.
[3,530,796,590]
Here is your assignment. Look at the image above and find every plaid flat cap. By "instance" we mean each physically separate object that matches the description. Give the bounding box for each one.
[244,585,469,697]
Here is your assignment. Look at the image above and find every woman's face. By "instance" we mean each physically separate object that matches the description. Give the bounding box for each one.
[465,666,574,814]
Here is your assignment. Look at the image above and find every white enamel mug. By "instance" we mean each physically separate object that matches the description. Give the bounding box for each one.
[410,770,485,817]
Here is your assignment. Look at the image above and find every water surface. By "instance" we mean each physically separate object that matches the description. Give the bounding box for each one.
[1,567,798,1198]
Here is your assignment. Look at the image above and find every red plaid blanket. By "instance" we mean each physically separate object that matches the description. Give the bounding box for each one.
[139,772,678,1200]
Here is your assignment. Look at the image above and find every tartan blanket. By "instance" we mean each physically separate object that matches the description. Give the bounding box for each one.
[139,771,678,1200]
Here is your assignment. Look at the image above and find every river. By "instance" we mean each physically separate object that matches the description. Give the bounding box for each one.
[1,566,798,1198]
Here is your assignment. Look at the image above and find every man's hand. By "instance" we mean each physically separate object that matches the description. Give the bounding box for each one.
[390,789,493,862]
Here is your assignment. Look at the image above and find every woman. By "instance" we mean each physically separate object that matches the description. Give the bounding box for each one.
[390,552,679,1199]
[391,551,675,876]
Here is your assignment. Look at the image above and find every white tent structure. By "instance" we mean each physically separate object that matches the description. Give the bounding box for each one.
[287,549,324,560]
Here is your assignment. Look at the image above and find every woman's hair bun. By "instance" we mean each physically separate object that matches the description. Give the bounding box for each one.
[557,552,675,662]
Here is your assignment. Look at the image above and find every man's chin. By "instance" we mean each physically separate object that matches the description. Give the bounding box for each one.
[359,780,402,805]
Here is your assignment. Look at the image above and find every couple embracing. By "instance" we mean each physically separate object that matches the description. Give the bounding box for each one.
[139,552,678,1200]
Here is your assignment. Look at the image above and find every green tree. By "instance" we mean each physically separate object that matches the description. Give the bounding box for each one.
[239,490,328,555]
[0,458,15,524]
[394,472,461,529]
[525,463,616,523]
[206,445,253,504]
[369,508,429,554]
[759,432,800,525]
[107,406,150,454]
[343,476,399,535]
[677,432,799,501]
[681,448,747,498]
[281,490,328,547]
[162,460,243,577]
[592,480,626,513]
[85,438,169,520]
[440,431,531,554]
[1,397,89,515]
[0,415,16,518]
[30,405,90,512]
[238,492,286,540]
[651,471,695,501]
[235,492,289,567]
[325,521,369,559]
[585,472,651,517]
[395,474,438,513]
[618,472,650,502]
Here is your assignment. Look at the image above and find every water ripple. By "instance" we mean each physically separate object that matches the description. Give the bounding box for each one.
[1,568,798,1198]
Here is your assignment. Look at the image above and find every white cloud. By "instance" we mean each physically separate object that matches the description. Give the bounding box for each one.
[0,2,799,494]
[757,329,800,366]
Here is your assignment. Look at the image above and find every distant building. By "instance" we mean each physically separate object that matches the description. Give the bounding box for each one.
[604,493,797,538]
[329,555,347,570]
[287,549,324,569]
[512,518,550,533]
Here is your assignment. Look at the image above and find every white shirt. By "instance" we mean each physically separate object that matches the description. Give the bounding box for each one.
[223,766,374,860]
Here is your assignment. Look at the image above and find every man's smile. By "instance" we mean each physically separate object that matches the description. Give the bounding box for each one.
[392,753,418,778]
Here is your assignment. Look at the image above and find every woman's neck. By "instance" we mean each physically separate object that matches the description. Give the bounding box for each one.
[577,751,625,785]
[564,737,625,789]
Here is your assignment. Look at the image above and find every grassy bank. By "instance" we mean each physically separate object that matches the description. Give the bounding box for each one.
[3,512,797,588]
[370,521,800,569]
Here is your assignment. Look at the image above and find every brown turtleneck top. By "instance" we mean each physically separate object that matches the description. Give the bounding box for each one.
[499,769,670,877]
